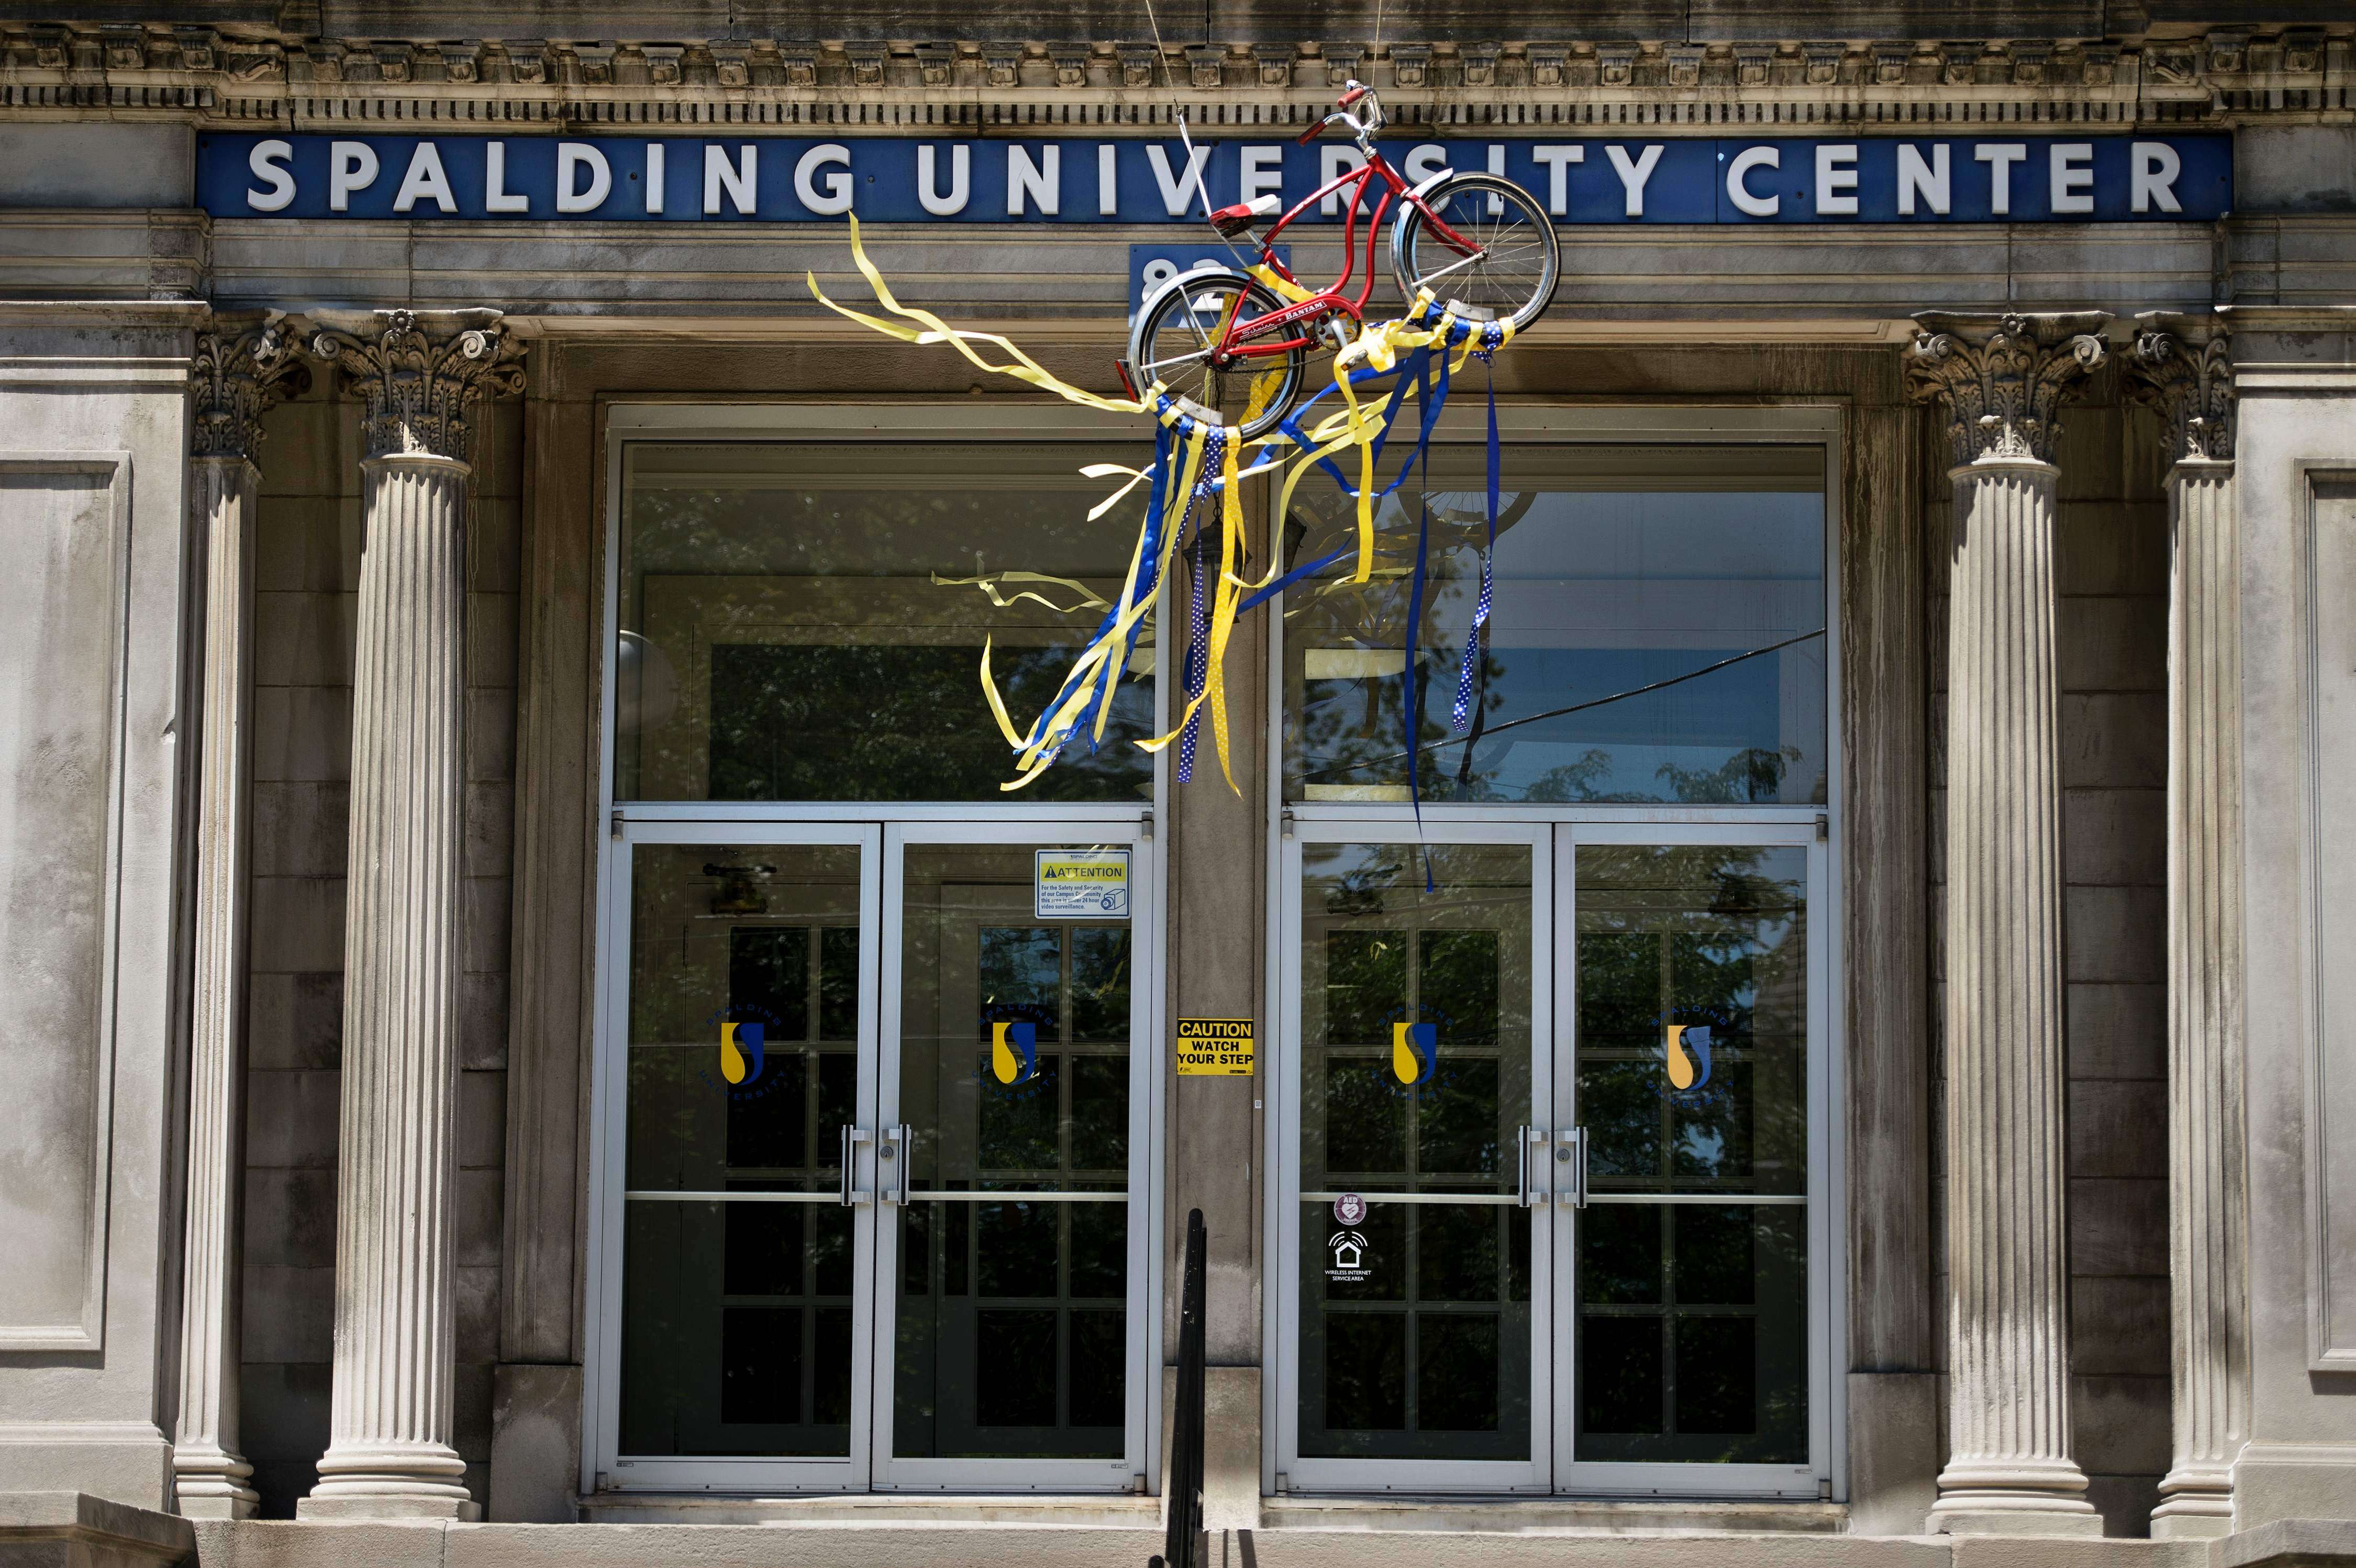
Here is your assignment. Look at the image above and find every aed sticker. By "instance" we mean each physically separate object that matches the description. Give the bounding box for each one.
[1175,1017,1255,1076]
[1035,848,1130,919]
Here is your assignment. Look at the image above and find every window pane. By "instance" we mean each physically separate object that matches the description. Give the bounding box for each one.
[621,1200,857,1456]
[1283,444,1826,805]
[616,441,1155,804]
[623,845,862,1196]
[1575,845,1808,1198]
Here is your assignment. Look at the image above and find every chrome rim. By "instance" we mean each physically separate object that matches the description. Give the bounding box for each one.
[1405,182,1557,327]
[1137,280,1297,432]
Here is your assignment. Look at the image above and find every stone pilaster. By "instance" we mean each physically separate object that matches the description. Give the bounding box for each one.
[174,315,306,1520]
[296,310,523,1521]
[1906,310,2109,1538]
[2129,313,2249,1539]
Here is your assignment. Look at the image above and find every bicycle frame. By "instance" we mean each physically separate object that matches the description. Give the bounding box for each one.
[1203,149,1487,364]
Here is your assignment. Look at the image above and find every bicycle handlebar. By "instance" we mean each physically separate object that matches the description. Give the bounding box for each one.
[1298,81,1385,148]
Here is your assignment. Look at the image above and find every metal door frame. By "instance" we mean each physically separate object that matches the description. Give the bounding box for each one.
[587,407,1170,1499]
[870,818,1165,1493]
[1272,817,1557,1495]
[1258,404,1849,1502]
[1549,820,1832,1499]
[584,819,887,1493]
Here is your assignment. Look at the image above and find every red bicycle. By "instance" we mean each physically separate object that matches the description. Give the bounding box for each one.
[1124,81,1559,440]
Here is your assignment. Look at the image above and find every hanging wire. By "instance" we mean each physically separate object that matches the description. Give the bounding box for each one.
[1140,0,1259,271]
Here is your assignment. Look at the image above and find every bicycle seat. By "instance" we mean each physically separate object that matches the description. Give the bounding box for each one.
[1208,195,1281,236]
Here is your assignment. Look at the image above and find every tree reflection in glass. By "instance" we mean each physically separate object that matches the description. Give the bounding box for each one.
[1281,444,1827,806]
[1572,843,1808,1464]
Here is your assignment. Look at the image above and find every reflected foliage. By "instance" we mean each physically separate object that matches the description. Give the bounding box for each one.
[710,643,1152,803]
[1279,450,1829,805]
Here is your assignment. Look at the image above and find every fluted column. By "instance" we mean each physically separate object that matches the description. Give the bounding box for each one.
[2129,314,2249,1539]
[175,316,307,1520]
[297,311,523,1521]
[1907,311,2109,1538]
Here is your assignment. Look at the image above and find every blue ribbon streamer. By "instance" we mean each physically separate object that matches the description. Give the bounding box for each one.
[1401,352,1439,892]
[1177,529,1209,784]
[1451,339,1502,734]
[1084,421,1177,751]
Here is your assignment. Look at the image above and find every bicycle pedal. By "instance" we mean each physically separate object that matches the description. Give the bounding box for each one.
[1111,357,1139,399]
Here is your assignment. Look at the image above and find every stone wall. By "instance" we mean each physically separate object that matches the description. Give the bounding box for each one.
[1924,363,2174,1537]
[238,384,523,1517]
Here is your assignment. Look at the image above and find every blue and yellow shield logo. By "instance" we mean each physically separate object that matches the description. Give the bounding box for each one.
[1664,1024,1713,1091]
[991,1020,1039,1086]
[720,1020,766,1087]
[1391,1020,1438,1086]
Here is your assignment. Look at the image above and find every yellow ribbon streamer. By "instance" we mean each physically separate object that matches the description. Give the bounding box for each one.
[808,215,1153,418]
[932,571,1112,615]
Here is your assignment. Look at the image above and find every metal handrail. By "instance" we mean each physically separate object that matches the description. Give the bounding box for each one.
[1150,1208,1208,1568]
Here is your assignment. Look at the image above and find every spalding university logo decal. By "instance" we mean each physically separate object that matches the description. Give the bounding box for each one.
[721,1018,766,1087]
[1657,1006,1735,1110]
[990,1019,1040,1086]
[699,1005,787,1103]
[1390,1020,1439,1087]
[1664,1022,1712,1092]
[980,1003,1053,1097]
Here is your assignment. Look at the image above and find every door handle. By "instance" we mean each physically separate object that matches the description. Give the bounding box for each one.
[882,1123,912,1206]
[1516,1125,1548,1208]
[1557,1127,1588,1209]
[839,1125,874,1207]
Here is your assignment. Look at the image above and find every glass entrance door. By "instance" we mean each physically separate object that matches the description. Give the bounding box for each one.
[1276,820,1827,1498]
[875,824,1158,1489]
[1553,824,1827,1496]
[592,819,1156,1493]
[596,824,884,1491]
[1275,824,1554,1492]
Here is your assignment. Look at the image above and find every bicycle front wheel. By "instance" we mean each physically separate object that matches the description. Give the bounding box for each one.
[1389,172,1560,334]
[1127,268,1306,441]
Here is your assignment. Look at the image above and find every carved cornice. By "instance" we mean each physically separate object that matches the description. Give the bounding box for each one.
[1906,311,2111,469]
[2128,311,2235,466]
[305,308,524,465]
[0,27,2350,129]
[189,313,305,461]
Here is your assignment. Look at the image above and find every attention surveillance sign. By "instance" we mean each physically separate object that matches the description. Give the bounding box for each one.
[196,132,2231,226]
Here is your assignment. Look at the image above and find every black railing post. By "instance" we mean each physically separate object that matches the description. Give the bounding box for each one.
[1151,1207,1208,1568]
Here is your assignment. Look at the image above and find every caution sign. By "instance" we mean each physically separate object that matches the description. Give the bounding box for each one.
[1175,1017,1255,1076]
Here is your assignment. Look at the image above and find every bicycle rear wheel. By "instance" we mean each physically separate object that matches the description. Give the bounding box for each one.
[1127,268,1306,441]
[1388,172,1560,333]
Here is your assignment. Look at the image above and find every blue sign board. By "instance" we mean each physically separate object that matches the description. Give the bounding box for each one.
[1128,244,1293,318]
[197,132,2231,226]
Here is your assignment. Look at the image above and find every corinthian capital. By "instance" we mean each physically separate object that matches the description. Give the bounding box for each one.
[191,314,308,462]
[305,308,526,465]
[1906,311,2111,468]
[2127,312,2235,466]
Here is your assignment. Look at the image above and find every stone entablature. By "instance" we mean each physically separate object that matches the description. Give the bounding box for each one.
[0,26,2351,128]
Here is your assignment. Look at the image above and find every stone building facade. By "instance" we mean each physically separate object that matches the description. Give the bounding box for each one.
[0,4,2352,1566]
